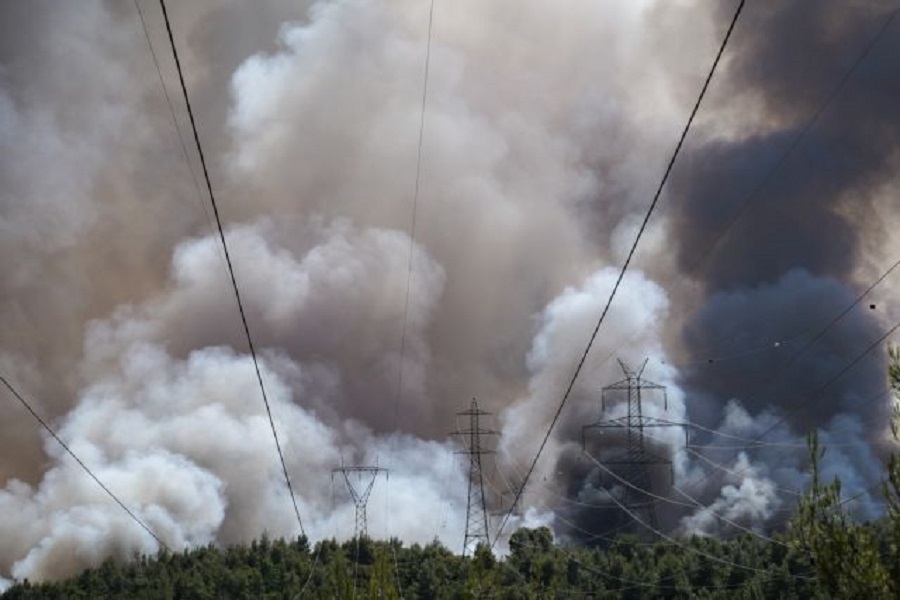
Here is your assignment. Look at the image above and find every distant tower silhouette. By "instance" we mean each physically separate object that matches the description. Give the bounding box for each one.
[332,464,388,540]
[582,359,685,535]
[452,398,497,556]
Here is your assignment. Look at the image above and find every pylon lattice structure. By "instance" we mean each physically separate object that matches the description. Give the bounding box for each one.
[451,398,497,557]
[332,465,388,540]
[582,359,687,535]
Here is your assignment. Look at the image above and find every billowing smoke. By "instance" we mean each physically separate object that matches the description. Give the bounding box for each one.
[664,0,900,533]
[0,0,898,585]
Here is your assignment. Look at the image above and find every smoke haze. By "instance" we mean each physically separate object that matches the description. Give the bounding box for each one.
[0,0,898,584]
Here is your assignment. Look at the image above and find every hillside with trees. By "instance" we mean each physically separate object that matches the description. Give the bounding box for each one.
[1,529,819,599]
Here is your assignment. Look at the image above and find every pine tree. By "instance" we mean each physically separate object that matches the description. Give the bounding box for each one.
[790,347,900,598]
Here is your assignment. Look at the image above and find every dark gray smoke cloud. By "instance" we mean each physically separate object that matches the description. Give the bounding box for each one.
[507,0,900,543]
[0,0,898,586]
[661,0,900,532]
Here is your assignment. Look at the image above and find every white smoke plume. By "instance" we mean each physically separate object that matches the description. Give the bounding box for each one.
[1,0,897,584]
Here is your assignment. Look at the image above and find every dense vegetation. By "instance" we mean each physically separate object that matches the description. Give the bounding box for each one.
[3,348,899,598]
[789,346,900,598]
[2,528,820,599]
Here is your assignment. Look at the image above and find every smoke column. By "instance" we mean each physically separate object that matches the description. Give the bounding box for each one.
[0,0,897,584]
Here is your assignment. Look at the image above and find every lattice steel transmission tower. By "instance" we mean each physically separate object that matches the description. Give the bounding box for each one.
[582,359,686,535]
[332,464,388,540]
[452,398,497,556]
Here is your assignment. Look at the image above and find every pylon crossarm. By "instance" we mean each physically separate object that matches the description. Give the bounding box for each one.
[587,417,689,428]
[635,381,665,392]
[452,428,499,435]
[602,379,632,392]
[602,457,672,466]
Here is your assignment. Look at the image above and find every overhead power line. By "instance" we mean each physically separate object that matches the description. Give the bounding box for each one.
[0,374,170,552]
[685,319,900,499]
[756,318,900,442]
[583,6,898,389]
[158,0,305,538]
[491,0,747,548]
[484,431,803,589]
[675,7,898,279]
[582,449,814,580]
[382,0,435,591]
[393,0,435,432]
[133,0,214,237]
[734,253,900,418]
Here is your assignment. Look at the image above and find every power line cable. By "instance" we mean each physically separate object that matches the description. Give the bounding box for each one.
[672,389,891,448]
[0,374,170,552]
[590,251,900,501]
[475,453,745,593]
[583,449,815,579]
[668,7,898,282]
[158,0,306,538]
[492,5,898,566]
[662,263,900,502]
[382,0,436,591]
[473,418,805,590]
[735,254,900,414]
[684,446,802,499]
[689,440,871,450]
[392,0,435,434]
[580,443,789,547]
[492,0,746,548]
[487,452,810,593]
[132,0,228,272]
[748,318,900,445]
[481,409,810,587]
[496,332,883,572]
[581,7,898,387]
[684,321,900,503]
[630,253,900,508]
[587,453,787,546]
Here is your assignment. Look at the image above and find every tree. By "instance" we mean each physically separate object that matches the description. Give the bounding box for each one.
[368,548,400,600]
[790,346,900,598]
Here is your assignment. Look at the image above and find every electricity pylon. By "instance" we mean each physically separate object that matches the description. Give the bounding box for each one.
[582,359,686,535]
[452,398,496,556]
[332,464,388,540]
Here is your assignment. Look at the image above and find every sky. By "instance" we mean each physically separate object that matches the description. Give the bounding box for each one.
[0,0,898,585]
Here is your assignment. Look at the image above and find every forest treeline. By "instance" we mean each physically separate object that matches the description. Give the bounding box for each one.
[1,528,821,599]
[3,348,899,599]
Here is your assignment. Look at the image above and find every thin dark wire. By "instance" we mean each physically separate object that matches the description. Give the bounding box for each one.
[664,10,900,481]
[133,1,211,230]
[384,0,435,589]
[489,437,808,590]
[158,0,305,538]
[0,374,170,551]
[583,449,815,580]
[756,318,900,442]
[669,5,900,507]
[742,254,900,409]
[392,0,435,433]
[491,0,746,548]
[675,7,897,277]
[584,6,898,391]
[134,0,230,277]
[689,321,900,498]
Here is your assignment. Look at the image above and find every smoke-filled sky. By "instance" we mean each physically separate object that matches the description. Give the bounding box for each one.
[1,0,899,585]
